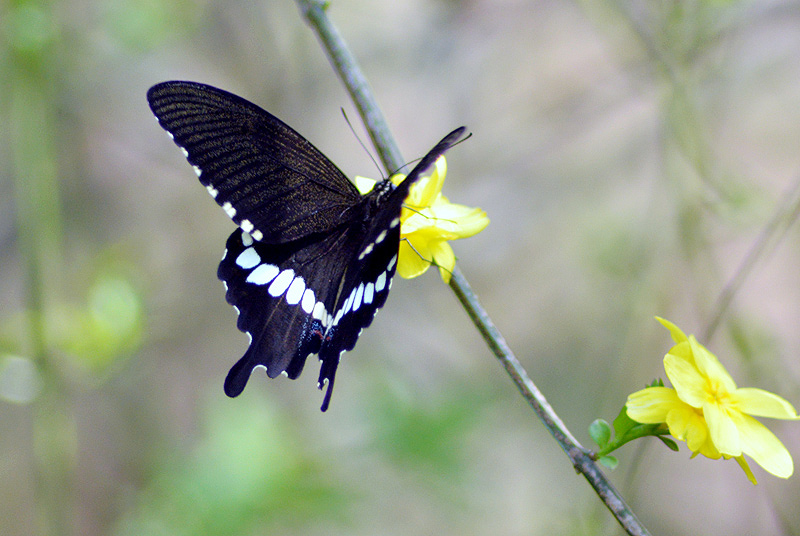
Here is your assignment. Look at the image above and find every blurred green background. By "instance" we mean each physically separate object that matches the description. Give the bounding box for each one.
[3,0,800,534]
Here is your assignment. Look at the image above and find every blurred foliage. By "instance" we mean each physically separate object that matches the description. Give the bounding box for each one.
[112,381,491,535]
[99,0,202,51]
[0,268,143,400]
[113,399,354,536]
[371,391,479,475]
[52,271,143,374]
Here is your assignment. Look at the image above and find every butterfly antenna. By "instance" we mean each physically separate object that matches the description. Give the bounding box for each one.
[387,132,473,176]
[341,108,386,180]
[341,110,472,181]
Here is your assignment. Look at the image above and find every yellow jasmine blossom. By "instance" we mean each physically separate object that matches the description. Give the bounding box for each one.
[627,317,799,484]
[356,156,489,283]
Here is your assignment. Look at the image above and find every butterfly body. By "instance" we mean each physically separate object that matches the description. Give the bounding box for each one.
[147,81,465,410]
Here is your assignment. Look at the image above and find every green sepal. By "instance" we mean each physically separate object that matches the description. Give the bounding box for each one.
[589,419,612,449]
[598,455,618,470]
[592,400,673,459]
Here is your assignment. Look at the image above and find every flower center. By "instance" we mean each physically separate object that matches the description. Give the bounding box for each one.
[705,379,731,407]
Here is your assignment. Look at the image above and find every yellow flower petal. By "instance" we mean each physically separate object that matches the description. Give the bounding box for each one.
[430,241,456,282]
[731,411,794,478]
[688,336,737,393]
[429,203,489,238]
[664,354,707,408]
[397,231,458,282]
[397,239,433,279]
[400,213,428,235]
[401,212,454,237]
[627,386,682,422]
[655,316,689,344]
[703,400,742,456]
[414,156,446,205]
[667,405,718,458]
[732,388,800,420]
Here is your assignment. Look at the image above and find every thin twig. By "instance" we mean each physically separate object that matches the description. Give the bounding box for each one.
[704,174,800,341]
[295,1,651,534]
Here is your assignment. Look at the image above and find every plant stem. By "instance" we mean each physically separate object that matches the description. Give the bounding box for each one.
[704,175,800,341]
[296,1,651,534]
[9,32,75,536]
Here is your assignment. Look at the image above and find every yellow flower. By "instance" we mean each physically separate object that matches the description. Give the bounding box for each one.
[626,317,799,484]
[356,156,489,283]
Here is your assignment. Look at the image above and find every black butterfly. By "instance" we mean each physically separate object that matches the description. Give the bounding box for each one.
[147,81,466,411]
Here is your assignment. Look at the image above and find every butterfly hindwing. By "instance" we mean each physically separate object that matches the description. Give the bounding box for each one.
[148,79,468,410]
[218,216,400,410]
[219,228,346,396]
[147,81,361,243]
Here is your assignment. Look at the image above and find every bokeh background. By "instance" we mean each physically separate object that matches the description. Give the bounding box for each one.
[3,0,800,534]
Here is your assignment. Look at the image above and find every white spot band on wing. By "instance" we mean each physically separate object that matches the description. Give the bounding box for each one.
[268,269,295,297]
[246,263,280,285]
[235,247,261,269]
[285,276,306,305]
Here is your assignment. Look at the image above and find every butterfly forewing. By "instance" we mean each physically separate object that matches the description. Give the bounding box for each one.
[147,81,361,243]
[148,80,467,410]
[314,216,402,409]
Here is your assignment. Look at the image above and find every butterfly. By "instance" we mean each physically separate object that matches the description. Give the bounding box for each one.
[147,81,466,411]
